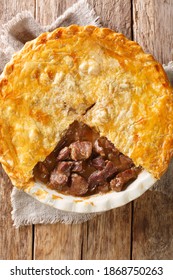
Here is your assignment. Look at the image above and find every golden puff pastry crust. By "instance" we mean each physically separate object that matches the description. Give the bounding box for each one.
[0,25,172,189]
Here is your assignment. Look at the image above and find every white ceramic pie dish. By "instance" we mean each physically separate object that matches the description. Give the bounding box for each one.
[24,169,156,213]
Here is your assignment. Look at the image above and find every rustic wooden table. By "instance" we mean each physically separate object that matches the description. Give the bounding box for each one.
[0,0,173,260]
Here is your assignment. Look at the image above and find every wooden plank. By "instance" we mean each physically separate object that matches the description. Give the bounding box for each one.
[34,0,132,260]
[34,223,83,260]
[133,0,173,64]
[0,0,34,260]
[88,0,132,38]
[82,206,132,260]
[35,0,132,38]
[0,0,35,25]
[35,0,77,26]
[133,191,173,260]
[0,166,32,260]
[132,0,173,259]
[34,206,132,260]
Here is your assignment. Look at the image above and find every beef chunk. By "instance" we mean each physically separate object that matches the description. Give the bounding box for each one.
[57,147,70,161]
[72,161,83,172]
[103,161,118,179]
[70,174,88,196]
[97,182,110,193]
[92,156,105,170]
[93,137,119,157]
[93,138,105,156]
[57,161,73,174]
[50,170,68,189]
[88,160,117,190]
[88,170,105,190]
[49,161,73,189]
[110,168,138,192]
[104,138,118,153]
[70,141,92,160]
[119,154,134,170]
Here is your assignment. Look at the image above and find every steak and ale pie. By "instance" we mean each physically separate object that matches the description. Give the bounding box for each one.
[0,25,172,197]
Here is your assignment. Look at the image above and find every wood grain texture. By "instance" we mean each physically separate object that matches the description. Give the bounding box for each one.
[35,0,77,26]
[0,166,32,260]
[82,206,132,260]
[34,206,132,260]
[133,191,173,260]
[35,0,132,38]
[34,223,83,260]
[88,0,132,38]
[0,0,34,260]
[0,0,34,25]
[132,0,173,259]
[133,0,173,64]
[34,0,132,260]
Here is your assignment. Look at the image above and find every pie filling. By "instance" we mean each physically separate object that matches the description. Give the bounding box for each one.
[33,121,142,196]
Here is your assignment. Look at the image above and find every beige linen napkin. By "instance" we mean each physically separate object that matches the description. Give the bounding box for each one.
[0,0,172,227]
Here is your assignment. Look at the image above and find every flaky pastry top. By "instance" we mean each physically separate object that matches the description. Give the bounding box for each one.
[0,25,172,188]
